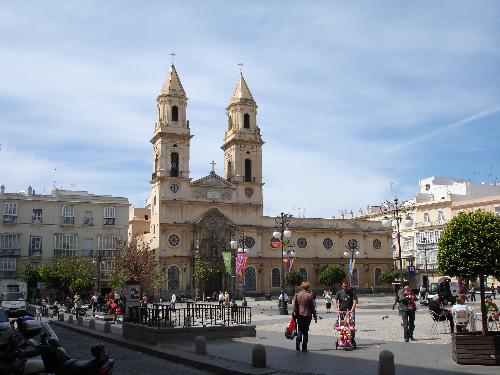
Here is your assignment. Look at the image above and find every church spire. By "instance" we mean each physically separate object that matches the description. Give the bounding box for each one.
[159,64,186,97]
[228,73,254,105]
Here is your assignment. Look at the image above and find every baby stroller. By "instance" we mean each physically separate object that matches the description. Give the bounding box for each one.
[335,311,356,350]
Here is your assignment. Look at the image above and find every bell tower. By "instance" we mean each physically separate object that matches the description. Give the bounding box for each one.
[221,74,264,207]
[150,65,192,180]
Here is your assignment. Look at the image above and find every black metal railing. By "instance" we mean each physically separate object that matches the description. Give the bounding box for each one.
[128,303,252,328]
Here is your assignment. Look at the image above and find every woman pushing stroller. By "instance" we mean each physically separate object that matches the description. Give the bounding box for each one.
[335,280,358,347]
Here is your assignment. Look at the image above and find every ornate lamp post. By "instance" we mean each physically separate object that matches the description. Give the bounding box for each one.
[381,198,414,287]
[230,230,248,306]
[93,250,105,294]
[273,212,292,315]
[344,239,360,287]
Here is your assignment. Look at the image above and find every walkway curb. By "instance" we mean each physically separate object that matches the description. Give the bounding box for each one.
[49,319,303,375]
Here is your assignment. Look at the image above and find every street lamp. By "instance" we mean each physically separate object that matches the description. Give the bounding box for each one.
[273,212,292,315]
[343,239,360,287]
[380,197,414,287]
[93,250,106,294]
[229,230,249,306]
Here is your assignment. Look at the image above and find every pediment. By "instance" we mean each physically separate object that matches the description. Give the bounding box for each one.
[191,172,234,188]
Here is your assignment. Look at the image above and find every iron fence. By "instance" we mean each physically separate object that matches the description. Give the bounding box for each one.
[128,303,252,328]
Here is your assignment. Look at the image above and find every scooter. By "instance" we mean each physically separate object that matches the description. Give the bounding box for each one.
[36,322,114,375]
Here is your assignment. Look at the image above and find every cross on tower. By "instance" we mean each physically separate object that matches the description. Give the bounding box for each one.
[210,160,216,173]
[170,53,176,65]
[238,63,244,74]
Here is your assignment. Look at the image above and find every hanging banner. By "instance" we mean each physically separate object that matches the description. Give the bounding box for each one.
[236,253,248,276]
[349,258,353,276]
[222,251,233,275]
[271,240,282,248]
[288,257,295,272]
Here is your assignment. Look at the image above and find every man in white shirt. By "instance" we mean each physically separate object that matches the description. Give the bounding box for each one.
[451,296,470,332]
[170,293,176,309]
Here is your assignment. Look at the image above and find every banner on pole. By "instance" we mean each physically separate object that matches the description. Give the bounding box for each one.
[289,257,295,272]
[222,251,233,275]
[236,253,248,276]
[349,258,353,276]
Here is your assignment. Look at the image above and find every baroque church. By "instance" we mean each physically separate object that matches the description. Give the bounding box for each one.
[131,65,393,298]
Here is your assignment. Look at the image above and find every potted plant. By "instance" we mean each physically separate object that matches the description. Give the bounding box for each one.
[438,209,500,365]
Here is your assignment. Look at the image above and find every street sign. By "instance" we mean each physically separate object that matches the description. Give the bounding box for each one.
[407,266,416,275]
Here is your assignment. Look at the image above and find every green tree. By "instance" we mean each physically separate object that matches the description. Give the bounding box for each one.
[38,256,95,298]
[377,271,398,286]
[284,270,303,295]
[194,258,217,301]
[438,210,500,335]
[318,265,346,290]
[20,264,41,300]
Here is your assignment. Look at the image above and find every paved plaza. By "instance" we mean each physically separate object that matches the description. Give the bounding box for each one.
[47,294,498,374]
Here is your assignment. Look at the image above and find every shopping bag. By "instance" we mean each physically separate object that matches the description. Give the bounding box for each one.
[284,316,297,340]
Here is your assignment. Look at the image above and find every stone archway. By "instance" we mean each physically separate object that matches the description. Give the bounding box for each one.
[193,208,236,299]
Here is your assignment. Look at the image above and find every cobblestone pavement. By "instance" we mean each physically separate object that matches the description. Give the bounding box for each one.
[51,324,212,375]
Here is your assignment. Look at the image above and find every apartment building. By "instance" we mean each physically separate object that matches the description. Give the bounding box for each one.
[357,176,500,287]
[0,185,129,287]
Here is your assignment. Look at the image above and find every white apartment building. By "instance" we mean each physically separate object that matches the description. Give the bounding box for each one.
[358,176,500,287]
[0,185,129,286]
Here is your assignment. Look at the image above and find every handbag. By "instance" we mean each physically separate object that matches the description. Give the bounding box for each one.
[285,316,297,340]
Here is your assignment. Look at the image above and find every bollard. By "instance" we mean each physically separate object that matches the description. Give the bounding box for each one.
[103,321,111,333]
[68,314,73,324]
[378,350,395,375]
[89,319,95,329]
[252,344,266,368]
[58,313,64,321]
[195,336,207,355]
[77,316,83,326]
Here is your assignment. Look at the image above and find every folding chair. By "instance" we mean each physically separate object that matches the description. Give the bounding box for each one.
[429,310,450,334]
[452,308,469,332]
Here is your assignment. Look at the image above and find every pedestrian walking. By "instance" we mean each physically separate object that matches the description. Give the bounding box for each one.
[335,281,358,339]
[469,286,476,301]
[91,292,99,316]
[170,293,176,309]
[396,281,417,342]
[293,282,317,352]
[74,294,83,319]
[491,283,496,299]
[323,290,333,313]
[218,291,224,305]
[419,284,426,300]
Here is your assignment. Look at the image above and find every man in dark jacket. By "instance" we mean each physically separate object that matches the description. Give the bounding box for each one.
[335,281,358,339]
[293,282,317,352]
[396,281,417,342]
[429,295,454,333]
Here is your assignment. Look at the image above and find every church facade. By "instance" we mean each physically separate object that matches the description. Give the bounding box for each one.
[140,65,393,298]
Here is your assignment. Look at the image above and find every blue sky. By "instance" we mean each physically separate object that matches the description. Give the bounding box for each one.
[1,1,499,218]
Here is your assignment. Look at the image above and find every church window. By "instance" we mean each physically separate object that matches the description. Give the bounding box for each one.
[374,267,382,285]
[245,267,256,291]
[168,234,180,247]
[271,267,280,288]
[373,239,381,249]
[243,113,250,129]
[323,238,333,249]
[167,266,180,290]
[228,115,233,131]
[297,238,307,248]
[154,154,159,172]
[170,152,179,177]
[227,161,232,181]
[244,159,252,182]
[299,267,308,282]
[172,106,178,121]
[244,236,255,248]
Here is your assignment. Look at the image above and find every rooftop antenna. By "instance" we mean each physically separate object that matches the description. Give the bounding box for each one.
[170,53,176,65]
[238,63,244,75]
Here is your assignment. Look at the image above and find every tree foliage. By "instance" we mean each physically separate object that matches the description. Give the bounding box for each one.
[284,271,303,287]
[20,264,41,287]
[438,210,500,334]
[38,256,95,295]
[318,265,346,289]
[377,271,398,285]
[109,235,166,290]
[194,258,217,284]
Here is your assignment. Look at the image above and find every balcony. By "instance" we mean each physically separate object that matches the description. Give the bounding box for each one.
[61,216,74,225]
[29,249,42,257]
[0,248,21,256]
[415,219,448,229]
[3,215,17,224]
[0,270,17,278]
[54,249,77,257]
[103,218,115,225]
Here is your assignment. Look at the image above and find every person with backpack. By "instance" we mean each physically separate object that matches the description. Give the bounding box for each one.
[395,281,417,342]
